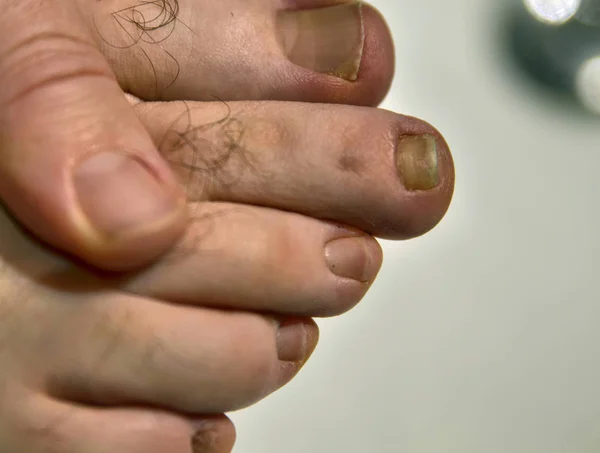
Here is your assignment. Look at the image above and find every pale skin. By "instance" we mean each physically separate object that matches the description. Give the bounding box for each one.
[0,0,455,452]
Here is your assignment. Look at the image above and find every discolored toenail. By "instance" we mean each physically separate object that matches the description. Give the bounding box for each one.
[276,1,365,81]
[396,134,440,191]
[324,236,380,283]
[191,421,218,453]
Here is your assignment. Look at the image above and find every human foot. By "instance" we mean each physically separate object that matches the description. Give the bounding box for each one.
[0,93,454,452]
[0,0,395,270]
[0,201,323,453]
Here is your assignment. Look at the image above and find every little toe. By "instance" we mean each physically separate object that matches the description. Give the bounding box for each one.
[5,395,232,453]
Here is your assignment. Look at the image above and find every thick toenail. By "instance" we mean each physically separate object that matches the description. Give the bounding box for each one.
[324,236,378,282]
[276,1,365,81]
[276,319,317,362]
[396,134,440,191]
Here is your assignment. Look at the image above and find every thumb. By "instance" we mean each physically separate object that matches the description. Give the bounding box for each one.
[0,0,187,270]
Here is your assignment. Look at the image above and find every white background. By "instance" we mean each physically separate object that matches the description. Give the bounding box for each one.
[232,0,600,451]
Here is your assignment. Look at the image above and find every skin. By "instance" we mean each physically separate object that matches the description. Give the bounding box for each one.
[0,0,455,452]
[0,0,395,270]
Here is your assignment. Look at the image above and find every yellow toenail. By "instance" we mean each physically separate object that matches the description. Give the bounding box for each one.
[396,134,440,191]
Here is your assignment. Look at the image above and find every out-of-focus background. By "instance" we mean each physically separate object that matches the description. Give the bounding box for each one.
[231,1,600,451]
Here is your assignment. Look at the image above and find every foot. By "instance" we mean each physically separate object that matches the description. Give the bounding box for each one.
[0,1,454,452]
[0,0,395,269]
[0,94,453,453]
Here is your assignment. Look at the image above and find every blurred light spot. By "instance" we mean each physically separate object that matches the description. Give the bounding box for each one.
[576,1,600,26]
[524,0,582,24]
[576,56,600,114]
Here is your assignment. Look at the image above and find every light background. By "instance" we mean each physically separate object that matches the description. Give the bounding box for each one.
[231,0,600,451]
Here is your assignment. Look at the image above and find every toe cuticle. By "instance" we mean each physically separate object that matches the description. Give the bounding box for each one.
[396,134,440,191]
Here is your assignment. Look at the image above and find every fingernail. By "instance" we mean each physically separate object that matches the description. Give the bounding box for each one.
[396,135,440,191]
[277,1,365,81]
[73,151,181,239]
[324,236,379,282]
[276,319,318,362]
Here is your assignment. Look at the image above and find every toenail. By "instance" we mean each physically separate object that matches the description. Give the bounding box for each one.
[396,134,440,191]
[324,236,379,283]
[276,319,317,362]
[191,421,218,453]
[276,1,365,81]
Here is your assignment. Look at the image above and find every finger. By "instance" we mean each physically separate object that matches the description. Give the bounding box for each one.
[91,0,394,106]
[0,0,187,271]
[43,294,319,413]
[6,395,235,453]
[134,100,455,240]
[123,202,383,318]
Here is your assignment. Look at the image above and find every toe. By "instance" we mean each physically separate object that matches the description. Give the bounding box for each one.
[6,395,231,453]
[136,101,455,240]
[91,0,394,106]
[123,203,383,317]
[190,415,236,453]
[40,293,318,413]
[0,204,321,423]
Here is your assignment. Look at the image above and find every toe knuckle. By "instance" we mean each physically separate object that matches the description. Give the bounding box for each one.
[239,115,293,171]
[243,116,291,151]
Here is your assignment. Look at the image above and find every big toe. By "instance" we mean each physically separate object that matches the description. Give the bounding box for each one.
[92,0,395,105]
